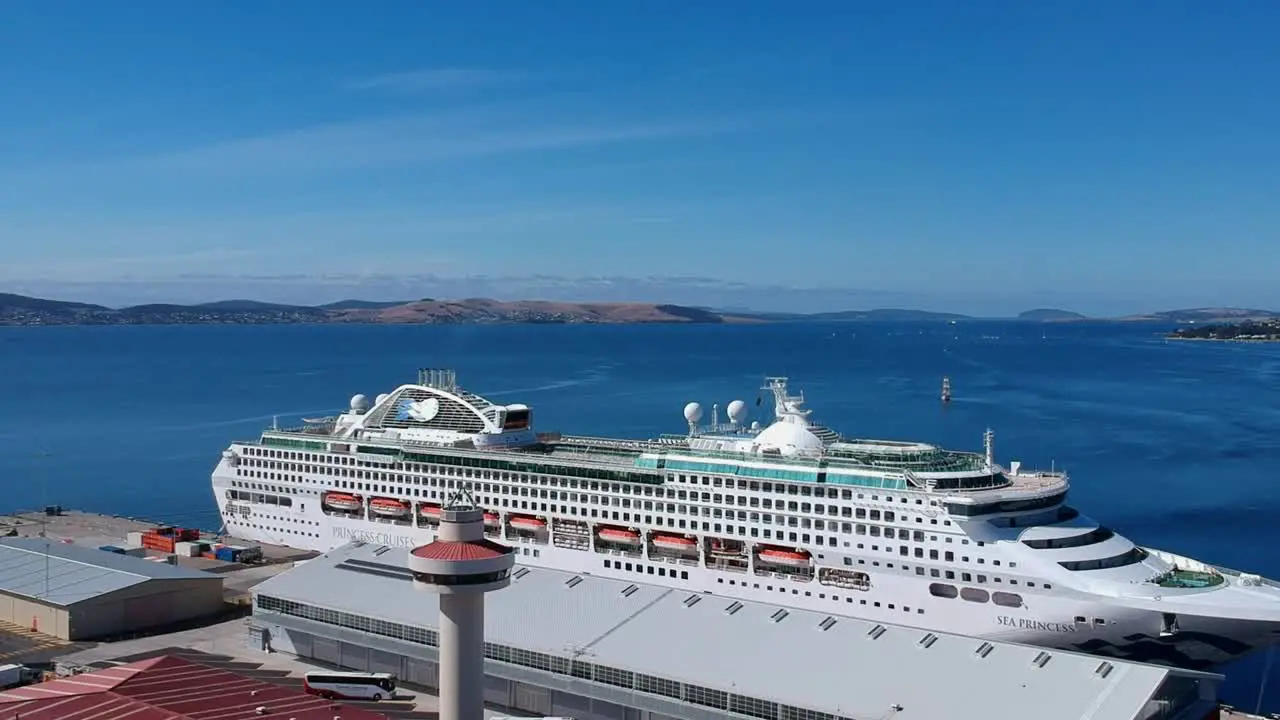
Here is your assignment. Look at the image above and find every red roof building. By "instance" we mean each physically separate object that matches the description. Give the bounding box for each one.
[0,655,392,719]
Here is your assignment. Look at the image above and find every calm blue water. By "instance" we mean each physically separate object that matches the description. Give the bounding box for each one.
[2,321,1279,706]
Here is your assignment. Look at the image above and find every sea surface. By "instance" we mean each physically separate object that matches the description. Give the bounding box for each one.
[2,321,1279,707]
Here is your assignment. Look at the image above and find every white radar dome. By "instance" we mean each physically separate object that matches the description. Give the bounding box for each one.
[350,394,370,412]
[683,402,704,424]
[726,399,748,423]
[375,393,390,406]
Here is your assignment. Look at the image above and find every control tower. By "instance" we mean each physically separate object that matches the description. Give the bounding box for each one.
[407,488,515,720]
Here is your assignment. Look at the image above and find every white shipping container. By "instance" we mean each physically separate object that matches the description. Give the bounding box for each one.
[126,531,145,547]
[173,541,202,557]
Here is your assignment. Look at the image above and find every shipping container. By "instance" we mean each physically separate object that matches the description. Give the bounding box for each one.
[143,536,176,553]
[173,541,204,558]
[126,531,144,547]
[98,545,125,554]
[226,545,263,563]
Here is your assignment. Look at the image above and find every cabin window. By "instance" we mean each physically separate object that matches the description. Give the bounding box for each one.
[929,583,958,599]
[992,592,1023,608]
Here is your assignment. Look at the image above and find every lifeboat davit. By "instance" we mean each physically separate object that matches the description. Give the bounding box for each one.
[652,534,697,552]
[322,492,362,512]
[418,503,442,518]
[758,547,812,568]
[369,498,410,518]
[597,527,642,546]
[484,512,501,527]
[509,516,547,532]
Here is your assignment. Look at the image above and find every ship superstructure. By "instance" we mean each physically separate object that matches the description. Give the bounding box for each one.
[213,368,1280,670]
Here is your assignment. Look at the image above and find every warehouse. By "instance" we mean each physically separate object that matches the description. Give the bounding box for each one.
[250,542,1223,720]
[0,653,393,719]
[0,537,225,640]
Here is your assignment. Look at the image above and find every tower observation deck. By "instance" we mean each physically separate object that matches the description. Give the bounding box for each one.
[408,488,515,720]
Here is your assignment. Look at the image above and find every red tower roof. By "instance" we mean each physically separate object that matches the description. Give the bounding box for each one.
[0,655,392,719]
[410,538,511,562]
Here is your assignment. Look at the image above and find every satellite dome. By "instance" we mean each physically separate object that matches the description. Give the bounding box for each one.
[755,422,823,456]
[350,394,370,412]
[375,393,390,406]
[683,402,704,424]
[726,399,748,424]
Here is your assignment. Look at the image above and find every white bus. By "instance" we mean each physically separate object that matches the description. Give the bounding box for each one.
[302,671,396,701]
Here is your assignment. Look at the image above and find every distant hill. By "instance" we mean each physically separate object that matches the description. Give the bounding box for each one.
[317,299,410,310]
[729,308,971,322]
[1118,307,1280,323]
[328,298,737,325]
[1018,308,1088,322]
[0,292,107,312]
[0,293,740,326]
[4,292,1278,327]
[195,299,308,311]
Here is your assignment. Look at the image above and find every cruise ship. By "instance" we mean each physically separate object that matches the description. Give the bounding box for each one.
[213,368,1280,670]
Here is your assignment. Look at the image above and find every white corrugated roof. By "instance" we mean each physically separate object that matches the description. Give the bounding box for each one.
[0,538,218,606]
[254,543,1220,720]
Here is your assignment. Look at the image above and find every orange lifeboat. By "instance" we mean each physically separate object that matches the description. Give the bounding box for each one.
[509,515,547,532]
[652,534,697,552]
[322,492,362,512]
[369,497,410,518]
[757,547,812,568]
[597,527,642,546]
[418,503,442,518]
[484,512,501,527]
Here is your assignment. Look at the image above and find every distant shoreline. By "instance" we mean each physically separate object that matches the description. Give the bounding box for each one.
[3,291,1279,327]
[1166,319,1280,343]
[1166,336,1280,343]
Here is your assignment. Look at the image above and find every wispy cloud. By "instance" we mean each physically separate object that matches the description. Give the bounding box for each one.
[137,110,765,176]
[344,68,517,94]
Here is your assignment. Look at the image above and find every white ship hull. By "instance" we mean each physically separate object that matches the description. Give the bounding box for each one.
[214,465,1278,670]
[213,371,1280,671]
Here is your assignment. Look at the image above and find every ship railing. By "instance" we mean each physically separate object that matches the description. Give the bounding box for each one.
[560,435,668,451]
[1208,564,1280,589]
[1142,548,1241,588]
[1002,471,1069,492]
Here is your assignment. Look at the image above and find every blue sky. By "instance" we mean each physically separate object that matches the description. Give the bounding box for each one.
[1,1,1277,315]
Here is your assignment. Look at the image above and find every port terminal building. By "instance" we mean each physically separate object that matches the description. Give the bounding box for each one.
[249,542,1222,720]
[0,538,225,640]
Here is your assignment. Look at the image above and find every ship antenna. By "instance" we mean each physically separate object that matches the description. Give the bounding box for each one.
[271,415,279,431]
